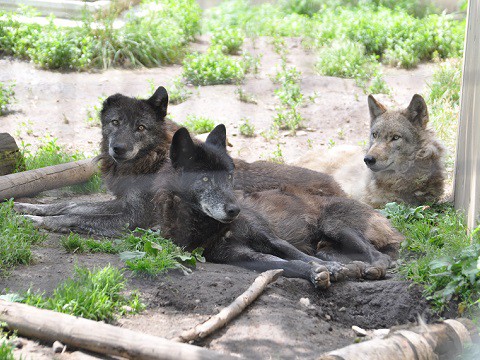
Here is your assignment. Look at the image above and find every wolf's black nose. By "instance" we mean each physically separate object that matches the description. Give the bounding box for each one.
[225,204,240,219]
[113,145,127,156]
[364,155,376,166]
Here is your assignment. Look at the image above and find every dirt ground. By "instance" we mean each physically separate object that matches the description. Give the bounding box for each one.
[0,37,442,359]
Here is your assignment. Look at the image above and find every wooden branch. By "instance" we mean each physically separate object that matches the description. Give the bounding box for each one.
[0,158,97,201]
[0,133,23,176]
[318,319,478,360]
[173,269,284,343]
[0,300,234,360]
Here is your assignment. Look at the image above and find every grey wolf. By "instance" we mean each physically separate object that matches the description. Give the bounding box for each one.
[156,125,404,288]
[294,94,445,208]
[15,87,344,236]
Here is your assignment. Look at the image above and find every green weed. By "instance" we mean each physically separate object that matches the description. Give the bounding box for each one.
[22,265,144,322]
[183,114,216,134]
[0,82,15,115]
[211,28,245,55]
[0,200,45,276]
[383,202,479,314]
[61,233,119,254]
[0,339,15,360]
[235,88,257,104]
[86,95,106,126]
[119,228,205,276]
[168,77,193,105]
[182,48,245,86]
[239,117,256,137]
[269,143,285,164]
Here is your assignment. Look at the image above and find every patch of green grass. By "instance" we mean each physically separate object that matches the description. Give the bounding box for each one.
[383,202,480,314]
[22,265,144,322]
[0,340,15,360]
[268,143,285,164]
[17,137,102,194]
[0,200,45,276]
[182,48,246,86]
[239,117,256,137]
[61,233,119,254]
[183,114,216,134]
[168,77,193,105]
[211,27,245,54]
[0,0,202,70]
[0,82,15,115]
[119,228,205,276]
[315,39,382,90]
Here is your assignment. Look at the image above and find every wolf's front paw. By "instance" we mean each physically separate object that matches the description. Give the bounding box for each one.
[14,202,39,215]
[309,263,330,289]
[22,214,45,227]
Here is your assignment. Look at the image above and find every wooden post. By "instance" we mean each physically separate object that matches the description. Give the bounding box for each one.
[454,0,480,231]
[0,133,23,175]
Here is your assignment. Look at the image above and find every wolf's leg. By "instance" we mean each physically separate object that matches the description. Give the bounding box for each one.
[253,232,349,282]
[216,247,331,289]
[14,199,123,216]
[315,228,391,280]
[23,213,129,238]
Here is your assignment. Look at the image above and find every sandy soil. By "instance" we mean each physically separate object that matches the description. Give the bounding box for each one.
[0,37,441,359]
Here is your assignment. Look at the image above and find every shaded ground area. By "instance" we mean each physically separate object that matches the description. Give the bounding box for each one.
[0,37,440,358]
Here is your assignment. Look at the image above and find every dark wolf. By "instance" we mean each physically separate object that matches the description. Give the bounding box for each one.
[15,86,343,237]
[155,125,403,288]
[294,94,446,208]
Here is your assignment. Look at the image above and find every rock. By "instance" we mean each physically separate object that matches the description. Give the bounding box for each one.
[352,325,367,337]
[52,340,65,353]
[299,297,315,309]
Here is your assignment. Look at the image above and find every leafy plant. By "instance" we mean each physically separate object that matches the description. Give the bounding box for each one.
[119,228,205,276]
[0,200,45,276]
[239,117,256,137]
[0,339,15,360]
[183,114,216,134]
[182,48,246,86]
[86,95,107,126]
[211,28,245,54]
[22,265,144,322]
[0,82,15,115]
[383,202,479,313]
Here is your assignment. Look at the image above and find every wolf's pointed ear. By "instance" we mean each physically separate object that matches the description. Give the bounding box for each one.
[206,124,227,150]
[406,94,429,128]
[147,86,169,119]
[170,127,196,169]
[368,95,387,123]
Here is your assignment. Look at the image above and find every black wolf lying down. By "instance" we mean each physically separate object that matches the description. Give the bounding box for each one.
[154,125,404,288]
[14,86,343,237]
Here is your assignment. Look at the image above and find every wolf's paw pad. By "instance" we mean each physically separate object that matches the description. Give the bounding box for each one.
[364,266,386,280]
[310,264,330,289]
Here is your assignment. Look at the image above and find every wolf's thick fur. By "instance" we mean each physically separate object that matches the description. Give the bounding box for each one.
[294,95,445,208]
[15,87,343,236]
[156,125,403,288]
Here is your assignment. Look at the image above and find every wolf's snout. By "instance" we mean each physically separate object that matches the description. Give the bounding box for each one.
[112,145,127,156]
[225,204,240,219]
[364,155,376,166]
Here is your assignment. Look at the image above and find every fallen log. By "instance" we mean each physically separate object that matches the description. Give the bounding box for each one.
[0,158,97,201]
[0,133,23,175]
[0,299,234,360]
[173,269,284,343]
[318,318,478,360]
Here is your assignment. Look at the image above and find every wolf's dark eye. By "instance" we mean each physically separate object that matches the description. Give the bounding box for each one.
[372,132,378,139]
[392,135,401,141]
[112,120,119,126]
[228,174,233,181]
[138,125,145,131]
[203,177,209,182]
